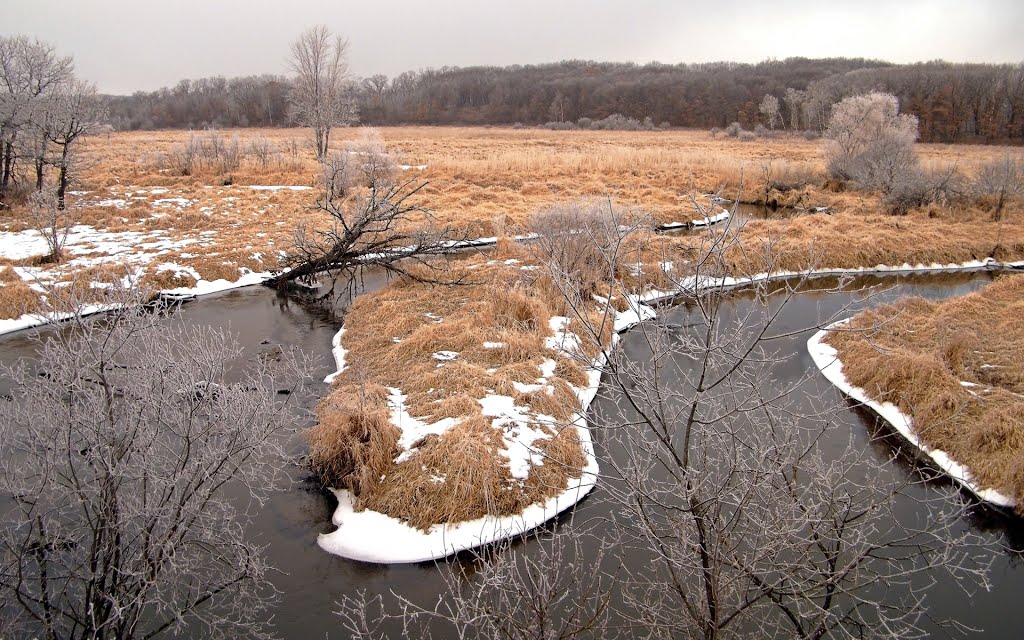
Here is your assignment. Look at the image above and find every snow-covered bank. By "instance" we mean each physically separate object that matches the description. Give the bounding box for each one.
[639,258,1024,306]
[0,270,275,338]
[318,405,599,563]
[656,210,731,232]
[808,325,1015,509]
[316,256,1024,563]
[317,306,632,564]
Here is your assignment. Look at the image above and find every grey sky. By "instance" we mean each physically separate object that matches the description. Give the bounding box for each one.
[4,0,1023,95]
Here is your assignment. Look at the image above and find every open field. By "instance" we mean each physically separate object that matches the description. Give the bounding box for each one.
[825,275,1024,510]
[1,126,1022,320]
[1,126,1023,533]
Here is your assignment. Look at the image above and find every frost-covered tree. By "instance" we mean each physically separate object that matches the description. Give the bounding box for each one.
[783,87,804,131]
[44,79,106,209]
[0,35,73,199]
[824,91,919,193]
[287,25,357,161]
[0,288,310,639]
[759,93,781,130]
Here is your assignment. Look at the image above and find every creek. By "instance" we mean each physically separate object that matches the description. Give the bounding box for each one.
[0,268,1020,638]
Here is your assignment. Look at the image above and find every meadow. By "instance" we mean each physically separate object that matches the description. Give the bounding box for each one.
[2,125,1022,532]
[2,125,1021,320]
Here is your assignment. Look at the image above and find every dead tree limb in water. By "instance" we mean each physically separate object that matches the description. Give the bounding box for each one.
[268,131,467,294]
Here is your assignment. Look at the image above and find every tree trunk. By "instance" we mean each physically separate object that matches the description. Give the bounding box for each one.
[57,145,69,211]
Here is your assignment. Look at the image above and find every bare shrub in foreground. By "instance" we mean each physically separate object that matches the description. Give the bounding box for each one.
[339,529,615,639]
[341,213,995,638]
[0,286,311,639]
[528,200,640,302]
[26,189,73,263]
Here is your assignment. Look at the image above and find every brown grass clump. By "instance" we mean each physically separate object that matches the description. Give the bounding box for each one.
[310,252,593,530]
[826,275,1024,509]
[141,268,199,291]
[524,427,588,498]
[360,415,527,530]
[0,281,43,320]
[308,382,399,495]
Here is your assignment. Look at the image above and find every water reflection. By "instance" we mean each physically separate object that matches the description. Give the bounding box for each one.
[0,270,1021,637]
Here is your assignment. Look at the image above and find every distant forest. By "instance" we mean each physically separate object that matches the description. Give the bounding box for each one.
[102,58,1024,144]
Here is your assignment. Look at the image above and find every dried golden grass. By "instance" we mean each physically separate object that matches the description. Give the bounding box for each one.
[360,415,526,530]
[311,252,592,529]
[0,281,42,320]
[308,382,399,495]
[827,275,1024,509]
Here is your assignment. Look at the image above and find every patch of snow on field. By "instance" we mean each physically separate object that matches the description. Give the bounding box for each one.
[808,325,1014,509]
[91,198,128,208]
[153,198,192,208]
[389,388,457,464]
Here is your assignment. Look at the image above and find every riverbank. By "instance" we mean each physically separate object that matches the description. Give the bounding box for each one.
[810,274,1024,512]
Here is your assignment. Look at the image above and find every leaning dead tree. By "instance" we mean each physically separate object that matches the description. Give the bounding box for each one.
[270,130,466,292]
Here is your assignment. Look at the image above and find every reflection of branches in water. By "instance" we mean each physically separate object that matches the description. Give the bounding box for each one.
[965,505,1024,559]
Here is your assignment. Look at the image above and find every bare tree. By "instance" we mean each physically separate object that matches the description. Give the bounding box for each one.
[973,154,1023,221]
[0,35,73,200]
[338,203,994,638]
[45,79,106,209]
[271,129,465,291]
[759,94,781,130]
[0,286,310,639]
[287,25,357,161]
[783,88,804,131]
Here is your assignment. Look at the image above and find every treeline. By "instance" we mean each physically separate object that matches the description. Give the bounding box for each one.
[103,58,1024,144]
[104,75,292,131]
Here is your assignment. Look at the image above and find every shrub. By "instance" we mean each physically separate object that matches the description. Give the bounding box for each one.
[576,117,593,129]
[973,156,1023,220]
[725,122,742,137]
[543,121,577,131]
[824,92,919,194]
[738,131,757,142]
[591,113,641,131]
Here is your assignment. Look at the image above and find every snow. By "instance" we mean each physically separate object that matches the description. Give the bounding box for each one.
[808,325,1015,509]
[323,327,348,384]
[691,211,731,228]
[638,258,1008,306]
[483,341,505,349]
[388,388,457,464]
[658,209,731,231]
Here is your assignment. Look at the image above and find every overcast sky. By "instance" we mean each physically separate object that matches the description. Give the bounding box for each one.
[4,0,1023,95]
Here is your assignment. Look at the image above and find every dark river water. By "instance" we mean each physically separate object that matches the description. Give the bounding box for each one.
[1,269,1021,638]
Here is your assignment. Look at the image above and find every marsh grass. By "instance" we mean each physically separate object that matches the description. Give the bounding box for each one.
[308,249,596,530]
[827,275,1024,509]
